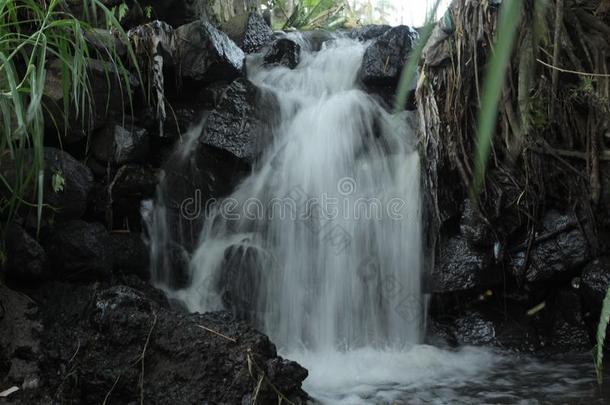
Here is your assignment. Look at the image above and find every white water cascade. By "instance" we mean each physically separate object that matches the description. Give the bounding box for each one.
[142,30,610,405]
[147,34,496,403]
[184,36,423,349]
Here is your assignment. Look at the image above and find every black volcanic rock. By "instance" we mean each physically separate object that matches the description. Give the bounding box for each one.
[175,19,245,84]
[264,38,301,69]
[359,25,418,86]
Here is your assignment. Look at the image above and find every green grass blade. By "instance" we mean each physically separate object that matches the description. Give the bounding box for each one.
[595,286,610,385]
[471,0,523,195]
[394,0,443,113]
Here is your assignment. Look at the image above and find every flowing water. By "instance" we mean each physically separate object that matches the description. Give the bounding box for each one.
[146,33,610,404]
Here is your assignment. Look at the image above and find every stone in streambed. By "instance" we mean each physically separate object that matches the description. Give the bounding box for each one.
[432,236,499,293]
[358,25,418,87]
[264,38,301,69]
[199,78,277,163]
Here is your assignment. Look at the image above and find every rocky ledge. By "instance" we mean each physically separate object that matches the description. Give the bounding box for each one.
[0,279,308,404]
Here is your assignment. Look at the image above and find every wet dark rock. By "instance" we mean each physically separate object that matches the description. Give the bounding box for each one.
[108,164,158,220]
[358,25,418,87]
[433,236,499,292]
[219,244,270,322]
[460,199,493,247]
[175,19,245,84]
[0,284,43,390]
[110,232,150,278]
[348,24,391,41]
[452,311,497,346]
[24,282,308,404]
[200,78,277,163]
[46,220,112,281]
[581,257,610,309]
[223,11,274,53]
[4,224,48,282]
[512,211,590,283]
[264,38,301,69]
[0,147,93,221]
[266,358,309,394]
[91,123,149,166]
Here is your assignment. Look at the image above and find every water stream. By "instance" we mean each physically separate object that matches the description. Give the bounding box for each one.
[147,33,609,404]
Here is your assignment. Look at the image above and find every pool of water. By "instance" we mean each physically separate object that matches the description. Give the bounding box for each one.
[285,346,610,404]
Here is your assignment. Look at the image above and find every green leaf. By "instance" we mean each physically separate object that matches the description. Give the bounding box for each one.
[595,286,610,385]
[51,170,65,193]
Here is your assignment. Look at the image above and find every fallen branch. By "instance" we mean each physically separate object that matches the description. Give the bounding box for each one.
[196,325,237,343]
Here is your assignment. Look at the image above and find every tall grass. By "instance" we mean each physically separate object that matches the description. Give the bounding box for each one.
[0,0,138,231]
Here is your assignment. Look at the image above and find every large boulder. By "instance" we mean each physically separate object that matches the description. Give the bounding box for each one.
[223,11,274,53]
[512,211,590,283]
[175,19,245,85]
[46,220,112,281]
[264,38,301,69]
[91,123,149,166]
[0,147,93,221]
[24,282,309,404]
[432,236,499,292]
[4,224,48,282]
[358,25,418,86]
[199,78,277,163]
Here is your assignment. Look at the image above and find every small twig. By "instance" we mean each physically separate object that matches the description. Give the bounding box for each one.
[537,58,610,78]
[102,375,120,405]
[196,325,237,343]
[139,312,157,405]
[67,337,80,364]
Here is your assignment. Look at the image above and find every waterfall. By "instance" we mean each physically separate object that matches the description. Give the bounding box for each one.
[146,33,432,402]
